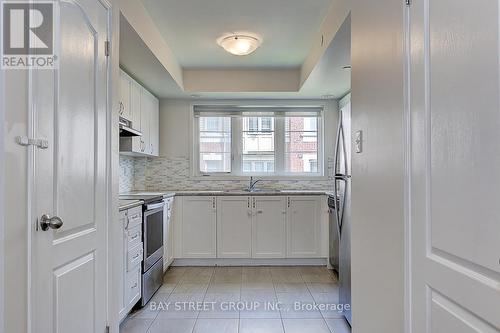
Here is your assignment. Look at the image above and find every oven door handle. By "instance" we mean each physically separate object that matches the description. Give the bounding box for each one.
[146,202,164,210]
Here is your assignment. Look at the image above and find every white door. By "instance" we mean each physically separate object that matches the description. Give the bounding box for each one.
[32,0,109,332]
[287,196,321,258]
[182,196,216,258]
[252,196,286,258]
[217,196,252,258]
[410,0,500,331]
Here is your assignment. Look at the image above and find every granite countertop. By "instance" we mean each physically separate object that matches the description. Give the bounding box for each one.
[119,199,144,211]
[120,190,330,197]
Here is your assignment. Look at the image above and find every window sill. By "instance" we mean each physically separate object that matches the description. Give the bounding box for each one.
[192,174,330,181]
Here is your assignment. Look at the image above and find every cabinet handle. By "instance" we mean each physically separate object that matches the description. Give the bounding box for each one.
[257,210,263,214]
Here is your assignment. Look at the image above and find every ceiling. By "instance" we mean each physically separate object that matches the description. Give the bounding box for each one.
[120,0,350,99]
[141,0,333,69]
[120,14,184,98]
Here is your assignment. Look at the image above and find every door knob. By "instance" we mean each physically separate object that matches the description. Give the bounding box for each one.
[40,214,63,231]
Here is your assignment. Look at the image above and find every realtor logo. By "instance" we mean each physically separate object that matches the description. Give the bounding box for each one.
[1,1,56,69]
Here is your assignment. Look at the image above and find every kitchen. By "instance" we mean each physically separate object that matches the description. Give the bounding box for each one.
[116,1,351,332]
[3,0,499,333]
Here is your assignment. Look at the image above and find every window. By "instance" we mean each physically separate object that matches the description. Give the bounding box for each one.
[198,117,231,173]
[285,117,319,173]
[242,117,275,173]
[194,106,323,176]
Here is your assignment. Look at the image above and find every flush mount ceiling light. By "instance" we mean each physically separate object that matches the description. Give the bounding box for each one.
[217,34,261,56]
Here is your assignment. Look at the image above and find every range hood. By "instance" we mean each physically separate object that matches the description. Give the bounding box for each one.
[119,117,142,137]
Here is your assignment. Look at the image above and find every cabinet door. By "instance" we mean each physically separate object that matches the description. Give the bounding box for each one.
[286,196,321,258]
[217,196,252,258]
[252,196,287,258]
[118,211,127,321]
[182,196,216,258]
[149,96,159,156]
[119,71,131,121]
[163,197,174,271]
[139,88,150,154]
[130,80,142,152]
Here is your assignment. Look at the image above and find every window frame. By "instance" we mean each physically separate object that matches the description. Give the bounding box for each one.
[191,102,326,179]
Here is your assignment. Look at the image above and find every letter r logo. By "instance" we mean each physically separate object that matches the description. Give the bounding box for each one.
[2,2,53,55]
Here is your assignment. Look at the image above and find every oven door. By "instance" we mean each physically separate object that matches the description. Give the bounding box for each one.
[143,204,164,272]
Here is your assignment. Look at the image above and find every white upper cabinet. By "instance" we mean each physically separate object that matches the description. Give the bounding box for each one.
[181,196,217,258]
[217,196,252,258]
[119,71,131,121]
[150,96,160,156]
[286,196,322,258]
[139,87,150,154]
[252,196,287,258]
[119,69,159,157]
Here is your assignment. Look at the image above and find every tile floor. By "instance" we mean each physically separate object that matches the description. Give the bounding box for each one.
[120,266,351,333]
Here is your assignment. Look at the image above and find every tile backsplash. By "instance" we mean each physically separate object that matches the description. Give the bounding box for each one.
[120,156,335,193]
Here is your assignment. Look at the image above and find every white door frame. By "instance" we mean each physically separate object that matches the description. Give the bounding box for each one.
[403,2,412,333]
[26,1,112,332]
[0,51,5,333]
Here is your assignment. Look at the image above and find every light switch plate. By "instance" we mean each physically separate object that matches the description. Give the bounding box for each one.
[355,130,363,153]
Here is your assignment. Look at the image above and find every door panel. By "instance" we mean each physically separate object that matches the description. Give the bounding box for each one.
[33,0,109,332]
[57,1,97,234]
[410,0,500,331]
[54,253,95,333]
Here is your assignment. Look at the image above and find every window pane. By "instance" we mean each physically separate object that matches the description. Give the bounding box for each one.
[285,117,319,173]
[199,117,231,173]
[242,117,275,173]
[285,152,318,173]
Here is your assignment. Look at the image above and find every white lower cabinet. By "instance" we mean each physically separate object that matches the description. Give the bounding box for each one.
[181,196,217,258]
[163,197,174,271]
[252,196,287,258]
[286,196,322,258]
[217,196,252,258]
[119,206,143,322]
[177,195,324,260]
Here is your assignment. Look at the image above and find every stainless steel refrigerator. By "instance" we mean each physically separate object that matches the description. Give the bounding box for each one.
[332,95,351,326]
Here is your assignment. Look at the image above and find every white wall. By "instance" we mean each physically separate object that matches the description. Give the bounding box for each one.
[0,50,5,333]
[160,99,337,160]
[350,0,406,332]
[3,69,30,333]
[145,98,338,191]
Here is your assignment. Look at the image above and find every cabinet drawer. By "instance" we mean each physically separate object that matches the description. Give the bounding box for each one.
[127,206,142,229]
[125,267,141,309]
[127,243,143,271]
[127,224,142,250]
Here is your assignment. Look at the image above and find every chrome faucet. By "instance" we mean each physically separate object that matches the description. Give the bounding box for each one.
[248,177,263,192]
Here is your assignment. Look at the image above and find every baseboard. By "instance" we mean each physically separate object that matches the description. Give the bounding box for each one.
[171,258,328,266]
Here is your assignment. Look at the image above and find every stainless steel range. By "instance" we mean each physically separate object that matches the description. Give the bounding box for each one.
[120,194,164,306]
